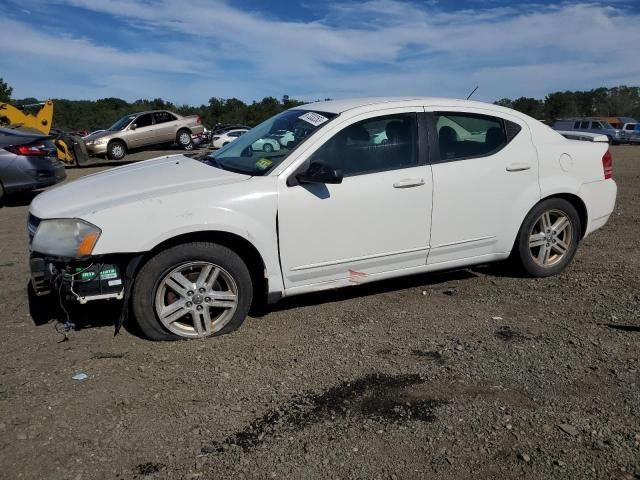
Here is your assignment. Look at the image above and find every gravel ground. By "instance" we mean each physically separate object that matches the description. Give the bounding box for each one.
[0,146,638,480]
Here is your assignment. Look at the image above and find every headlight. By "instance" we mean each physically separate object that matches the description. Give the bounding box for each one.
[31,219,101,258]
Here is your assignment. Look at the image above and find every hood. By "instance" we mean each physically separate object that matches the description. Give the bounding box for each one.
[84,130,113,142]
[30,155,251,218]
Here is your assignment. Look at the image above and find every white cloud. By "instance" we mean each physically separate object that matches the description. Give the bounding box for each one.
[1,0,639,104]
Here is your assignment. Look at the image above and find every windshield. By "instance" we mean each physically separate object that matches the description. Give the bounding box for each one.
[600,121,614,129]
[201,109,337,175]
[109,114,136,131]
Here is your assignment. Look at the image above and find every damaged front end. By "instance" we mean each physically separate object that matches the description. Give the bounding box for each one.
[30,255,125,302]
[28,214,141,333]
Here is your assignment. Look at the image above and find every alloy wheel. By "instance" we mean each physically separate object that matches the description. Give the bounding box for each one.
[154,261,239,338]
[528,209,573,267]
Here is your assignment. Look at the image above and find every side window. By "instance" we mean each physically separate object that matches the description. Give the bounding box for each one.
[580,121,590,129]
[153,111,175,124]
[135,114,153,128]
[435,112,513,161]
[591,122,602,129]
[625,124,635,131]
[574,121,580,129]
[308,113,418,177]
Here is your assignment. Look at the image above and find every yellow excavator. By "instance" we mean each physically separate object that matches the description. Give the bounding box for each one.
[0,100,90,165]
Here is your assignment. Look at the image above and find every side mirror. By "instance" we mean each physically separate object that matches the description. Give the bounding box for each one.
[130,123,137,130]
[296,161,343,185]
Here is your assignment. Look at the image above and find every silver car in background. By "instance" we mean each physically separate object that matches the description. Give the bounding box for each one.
[553,118,625,144]
[84,110,204,160]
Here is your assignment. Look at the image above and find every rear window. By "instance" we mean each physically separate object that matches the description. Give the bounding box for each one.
[435,112,520,161]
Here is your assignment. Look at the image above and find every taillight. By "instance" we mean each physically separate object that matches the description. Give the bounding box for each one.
[602,149,613,179]
[6,144,49,156]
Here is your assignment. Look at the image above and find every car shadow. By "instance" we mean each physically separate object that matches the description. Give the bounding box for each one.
[253,260,527,317]
[254,268,479,316]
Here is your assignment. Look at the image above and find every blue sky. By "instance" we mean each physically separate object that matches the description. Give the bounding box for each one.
[1,0,639,105]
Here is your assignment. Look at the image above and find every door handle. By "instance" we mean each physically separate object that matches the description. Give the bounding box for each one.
[393,178,425,188]
[506,163,531,172]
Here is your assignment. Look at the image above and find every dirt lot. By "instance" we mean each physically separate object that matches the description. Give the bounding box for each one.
[0,146,639,480]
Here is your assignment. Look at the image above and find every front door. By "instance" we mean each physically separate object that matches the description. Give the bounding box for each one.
[278,109,432,291]
[126,113,155,148]
[427,109,540,265]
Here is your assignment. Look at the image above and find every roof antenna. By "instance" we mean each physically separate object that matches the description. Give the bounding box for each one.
[466,86,479,100]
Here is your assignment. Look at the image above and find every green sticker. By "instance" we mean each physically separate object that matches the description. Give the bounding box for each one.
[255,158,273,170]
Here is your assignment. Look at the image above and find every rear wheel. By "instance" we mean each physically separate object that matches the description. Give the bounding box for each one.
[262,142,274,153]
[107,140,127,160]
[177,129,193,150]
[515,198,581,277]
[132,242,253,341]
[0,182,4,203]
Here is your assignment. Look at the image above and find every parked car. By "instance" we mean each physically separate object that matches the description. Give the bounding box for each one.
[212,124,252,135]
[84,110,204,160]
[28,97,617,341]
[211,129,248,149]
[0,128,66,201]
[553,118,624,144]
[270,129,296,147]
[628,124,640,144]
[82,129,105,139]
[251,137,281,153]
[621,123,637,143]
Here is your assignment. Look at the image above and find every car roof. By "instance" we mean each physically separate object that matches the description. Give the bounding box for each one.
[293,97,522,115]
[126,110,175,116]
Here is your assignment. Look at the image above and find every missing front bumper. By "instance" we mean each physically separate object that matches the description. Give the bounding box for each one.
[30,255,125,303]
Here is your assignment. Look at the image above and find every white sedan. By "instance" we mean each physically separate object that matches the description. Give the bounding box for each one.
[28,97,617,341]
[251,137,281,153]
[211,129,248,149]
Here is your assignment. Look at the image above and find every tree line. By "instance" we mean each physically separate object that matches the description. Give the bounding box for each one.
[8,94,307,132]
[1,77,638,131]
[494,86,640,121]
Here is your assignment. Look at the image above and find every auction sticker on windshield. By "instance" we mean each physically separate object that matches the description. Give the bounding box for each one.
[298,112,329,127]
[255,158,273,170]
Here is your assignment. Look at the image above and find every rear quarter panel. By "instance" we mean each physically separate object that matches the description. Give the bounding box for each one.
[530,122,615,236]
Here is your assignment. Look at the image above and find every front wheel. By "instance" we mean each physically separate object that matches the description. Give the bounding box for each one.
[107,140,127,160]
[132,242,253,340]
[515,198,581,277]
[262,142,274,153]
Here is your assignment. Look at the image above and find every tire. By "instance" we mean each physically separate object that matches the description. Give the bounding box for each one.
[262,142,274,153]
[514,198,581,277]
[0,182,4,203]
[177,129,193,150]
[132,242,253,341]
[107,140,127,160]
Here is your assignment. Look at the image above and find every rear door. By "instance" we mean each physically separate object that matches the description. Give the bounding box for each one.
[152,111,178,143]
[427,109,540,265]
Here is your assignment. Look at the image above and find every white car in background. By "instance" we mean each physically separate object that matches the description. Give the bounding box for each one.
[211,129,248,149]
[251,137,281,153]
[271,129,295,147]
[29,97,616,341]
